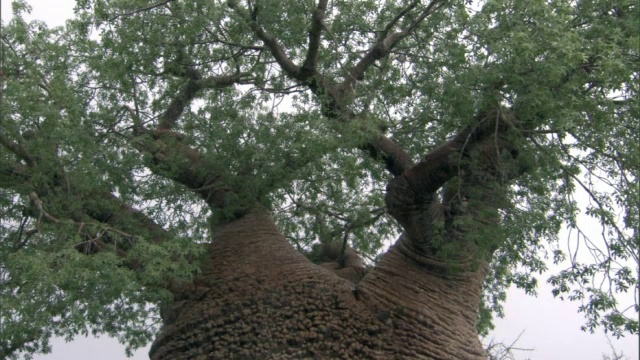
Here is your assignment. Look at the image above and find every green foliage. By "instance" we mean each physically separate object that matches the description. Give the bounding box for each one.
[1,0,638,357]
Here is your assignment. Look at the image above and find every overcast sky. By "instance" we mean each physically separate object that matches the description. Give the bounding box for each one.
[1,1,638,359]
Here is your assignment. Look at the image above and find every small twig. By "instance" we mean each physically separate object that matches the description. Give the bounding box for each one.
[109,0,175,21]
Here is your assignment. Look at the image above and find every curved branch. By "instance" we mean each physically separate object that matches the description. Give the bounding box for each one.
[226,0,433,179]
[364,135,414,176]
[385,108,518,249]
[129,128,228,209]
[157,72,250,130]
[123,69,242,210]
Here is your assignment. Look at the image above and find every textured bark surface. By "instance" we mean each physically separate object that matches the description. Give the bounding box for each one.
[358,236,488,359]
[149,209,487,359]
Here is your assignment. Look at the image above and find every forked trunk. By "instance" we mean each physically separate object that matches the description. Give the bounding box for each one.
[150,209,487,359]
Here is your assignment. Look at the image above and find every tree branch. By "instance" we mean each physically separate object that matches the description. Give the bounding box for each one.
[157,72,249,130]
[0,155,175,274]
[28,191,137,239]
[364,135,414,176]
[0,130,35,165]
[300,0,329,76]
[0,151,172,255]
[81,190,173,248]
[120,65,244,210]
[128,128,229,209]
[109,0,176,20]
[225,0,430,179]
[379,0,420,40]
[227,0,303,80]
[385,108,517,249]
[341,0,444,92]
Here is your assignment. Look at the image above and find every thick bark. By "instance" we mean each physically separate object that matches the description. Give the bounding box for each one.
[149,209,487,359]
[358,235,488,359]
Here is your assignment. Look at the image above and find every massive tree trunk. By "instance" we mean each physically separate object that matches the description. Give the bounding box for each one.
[2,0,636,358]
[115,4,514,357]
[149,208,487,359]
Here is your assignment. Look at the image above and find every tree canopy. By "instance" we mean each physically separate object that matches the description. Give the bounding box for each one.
[0,0,638,358]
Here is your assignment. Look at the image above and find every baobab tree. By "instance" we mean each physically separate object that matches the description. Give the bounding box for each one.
[0,0,637,358]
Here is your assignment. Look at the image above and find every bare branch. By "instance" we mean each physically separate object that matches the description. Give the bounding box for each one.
[552,138,637,263]
[483,331,534,360]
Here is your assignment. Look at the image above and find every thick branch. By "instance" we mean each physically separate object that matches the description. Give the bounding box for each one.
[29,191,135,239]
[385,108,517,249]
[0,144,171,251]
[400,126,474,197]
[130,130,228,209]
[0,129,35,165]
[300,0,329,76]
[81,190,172,247]
[226,0,426,179]
[157,72,248,130]
[123,68,243,210]
[226,0,350,122]
[364,135,414,176]
[24,182,173,253]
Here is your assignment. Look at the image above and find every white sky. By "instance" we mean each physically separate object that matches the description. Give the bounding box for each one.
[1,0,638,359]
